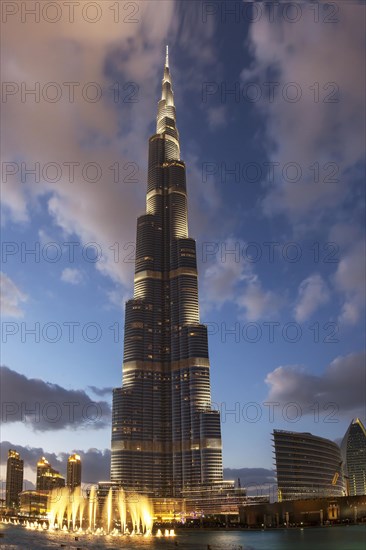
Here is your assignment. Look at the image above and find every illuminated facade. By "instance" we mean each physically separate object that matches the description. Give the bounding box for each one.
[36,457,65,491]
[5,449,24,508]
[341,418,366,496]
[273,430,346,501]
[111,48,225,499]
[67,453,82,489]
[19,490,49,517]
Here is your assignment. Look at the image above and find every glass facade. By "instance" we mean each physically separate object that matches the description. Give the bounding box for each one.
[36,457,65,491]
[341,418,366,496]
[273,430,346,501]
[111,48,224,499]
[6,449,24,508]
[67,453,82,489]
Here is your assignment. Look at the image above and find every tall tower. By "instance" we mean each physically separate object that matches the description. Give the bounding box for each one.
[36,457,65,491]
[111,47,224,498]
[5,449,24,508]
[341,418,366,496]
[67,454,82,490]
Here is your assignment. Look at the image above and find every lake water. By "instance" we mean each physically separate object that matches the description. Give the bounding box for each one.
[0,524,365,549]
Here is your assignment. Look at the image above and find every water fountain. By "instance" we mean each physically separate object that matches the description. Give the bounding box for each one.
[1,487,175,539]
[42,485,169,538]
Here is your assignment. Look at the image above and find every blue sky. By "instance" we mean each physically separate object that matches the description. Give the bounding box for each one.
[1,1,365,487]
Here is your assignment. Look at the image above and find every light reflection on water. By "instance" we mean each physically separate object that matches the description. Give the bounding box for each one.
[0,524,365,550]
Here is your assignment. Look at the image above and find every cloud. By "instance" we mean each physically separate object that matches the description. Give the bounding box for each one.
[333,240,365,325]
[294,273,330,322]
[0,272,27,318]
[237,280,283,322]
[1,1,224,293]
[105,287,130,311]
[0,442,111,485]
[265,351,366,419]
[200,238,283,320]
[61,267,84,285]
[88,386,113,398]
[0,366,111,431]
[200,239,250,312]
[207,105,227,129]
[1,1,177,287]
[242,3,365,223]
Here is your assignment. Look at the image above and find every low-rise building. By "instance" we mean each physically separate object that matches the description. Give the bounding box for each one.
[239,494,366,527]
[273,430,346,501]
[19,491,49,517]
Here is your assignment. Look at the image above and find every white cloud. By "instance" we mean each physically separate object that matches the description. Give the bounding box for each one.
[200,239,249,312]
[200,238,283,320]
[294,273,330,322]
[1,1,223,293]
[207,105,227,129]
[0,272,27,318]
[265,351,365,419]
[38,228,54,246]
[238,280,283,322]
[334,240,365,325]
[105,287,129,311]
[61,268,84,285]
[242,3,365,222]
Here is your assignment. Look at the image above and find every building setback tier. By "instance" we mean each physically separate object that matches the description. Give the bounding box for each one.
[110,48,228,500]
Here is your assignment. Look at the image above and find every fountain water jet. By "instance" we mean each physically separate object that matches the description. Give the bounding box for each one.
[117,488,127,534]
[104,487,113,533]
[45,485,158,536]
[88,485,97,531]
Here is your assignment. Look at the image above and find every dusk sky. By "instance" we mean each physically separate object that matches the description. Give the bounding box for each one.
[1,1,365,492]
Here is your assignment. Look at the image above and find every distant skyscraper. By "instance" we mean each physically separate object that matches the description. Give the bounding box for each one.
[111,47,224,499]
[5,449,24,507]
[67,454,82,489]
[273,430,346,501]
[36,457,65,491]
[341,418,366,496]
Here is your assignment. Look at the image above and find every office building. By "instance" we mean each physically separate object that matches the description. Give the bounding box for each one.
[341,418,366,496]
[67,453,82,489]
[273,430,346,500]
[5,449,24,508]
[36,457,65,491]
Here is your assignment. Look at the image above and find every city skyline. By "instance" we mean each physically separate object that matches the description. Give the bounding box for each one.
[1,1,365,495]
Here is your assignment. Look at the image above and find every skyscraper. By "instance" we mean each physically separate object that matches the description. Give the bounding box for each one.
[273,430,346,501]
[67,453,82,489]
[36,457,65,491]
[341,418,366,496]
[5,449,24,508]
[111,47,224,500]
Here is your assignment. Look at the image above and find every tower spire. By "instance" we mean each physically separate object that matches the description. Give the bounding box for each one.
[158,46,178,153]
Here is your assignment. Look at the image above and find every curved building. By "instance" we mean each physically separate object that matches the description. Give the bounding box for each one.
[273,430,346,501]
[111,48,224,499]
[341,418,366,496]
